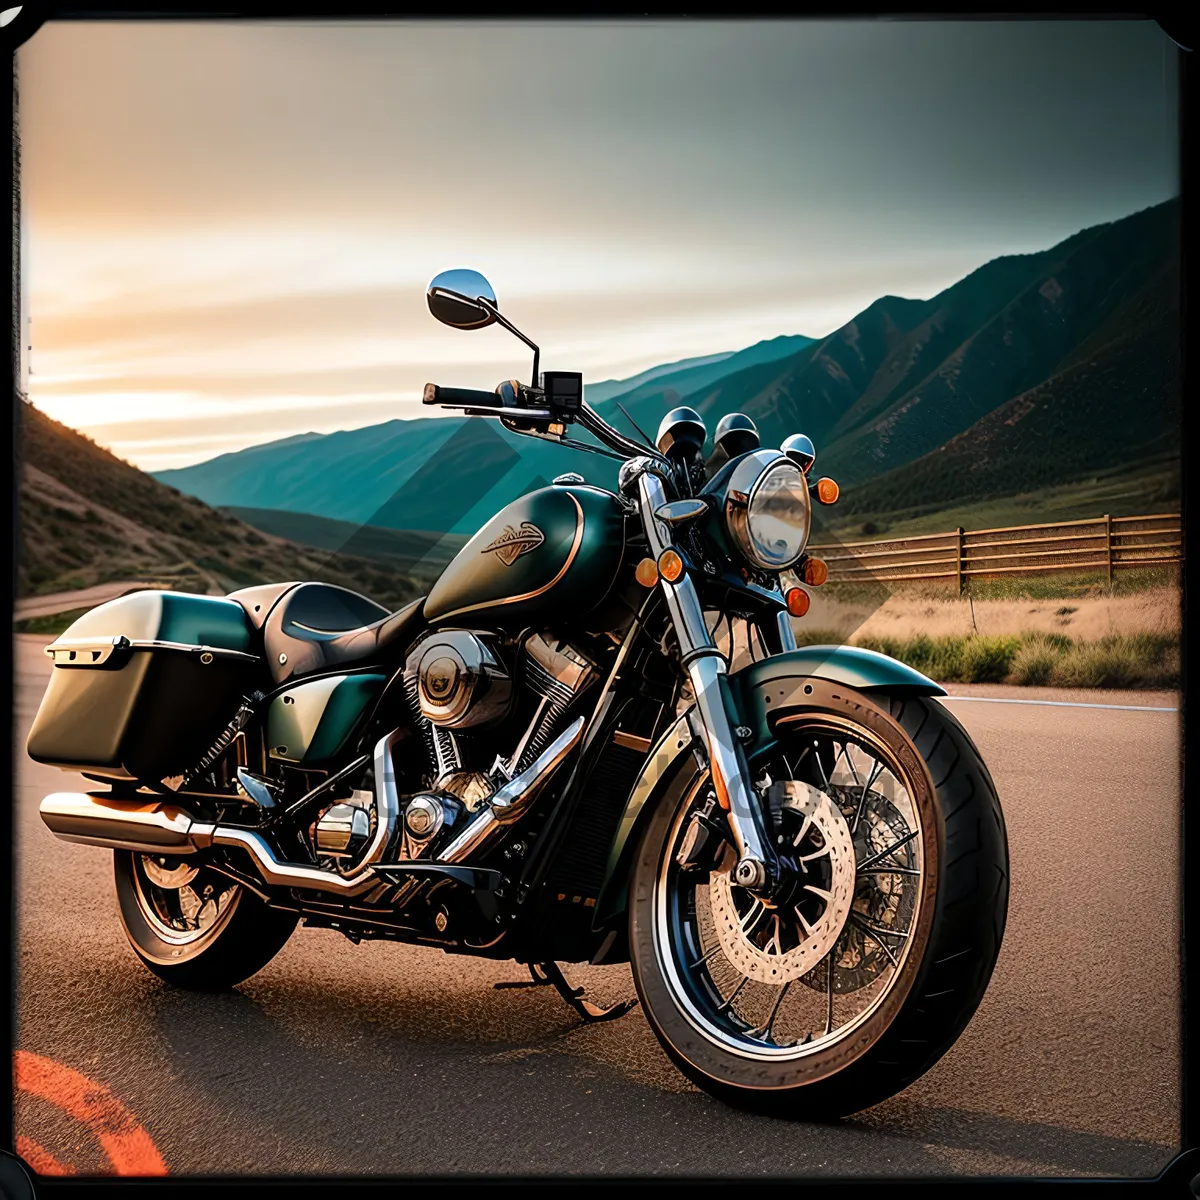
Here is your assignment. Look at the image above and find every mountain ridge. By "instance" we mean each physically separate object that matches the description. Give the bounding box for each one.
[151,199,1179,537]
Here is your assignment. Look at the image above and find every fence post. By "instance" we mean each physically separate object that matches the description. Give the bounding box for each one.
[1104,513,1112,589]
[956,526,964,595]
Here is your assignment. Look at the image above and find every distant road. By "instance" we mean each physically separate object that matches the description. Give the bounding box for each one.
[13,579,231,623]
[13,582,165,623]
[13,639,1181,1178]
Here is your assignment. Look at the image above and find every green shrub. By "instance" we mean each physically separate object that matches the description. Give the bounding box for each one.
[958,635,1020,682]
[791,627,846,648]
[1051,641,1140,688]
[1010,634,1060,685]
[850,629,1177,689]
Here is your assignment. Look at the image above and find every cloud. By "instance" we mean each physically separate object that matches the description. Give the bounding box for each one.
[18,19,1179,469]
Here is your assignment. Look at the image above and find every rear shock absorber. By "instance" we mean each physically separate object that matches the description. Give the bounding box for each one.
[178,690,265,789]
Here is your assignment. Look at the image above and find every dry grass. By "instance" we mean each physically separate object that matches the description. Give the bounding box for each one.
[800,584,1179,645]
[790,626,1178,689]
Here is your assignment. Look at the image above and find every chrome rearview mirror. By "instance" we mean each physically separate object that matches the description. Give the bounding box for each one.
[426,269,499,330]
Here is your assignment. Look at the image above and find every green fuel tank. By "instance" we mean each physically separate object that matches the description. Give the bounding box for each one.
[424,484,627,627]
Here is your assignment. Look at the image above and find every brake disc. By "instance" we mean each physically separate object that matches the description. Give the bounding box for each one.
[708,781,856,984]
[800,786,918,995]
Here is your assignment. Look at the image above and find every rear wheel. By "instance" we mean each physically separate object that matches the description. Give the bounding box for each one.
[114,850,298,990]
[628,684,1007,1117]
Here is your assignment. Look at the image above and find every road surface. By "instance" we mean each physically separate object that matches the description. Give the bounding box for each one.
[14,582,162,623]
[12,636,1181,1178]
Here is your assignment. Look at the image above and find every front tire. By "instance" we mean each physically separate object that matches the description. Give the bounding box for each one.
[114,851,299,990]
[628,684,1008,1117]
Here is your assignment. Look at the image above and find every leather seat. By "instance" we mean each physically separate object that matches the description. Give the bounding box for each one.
[238,582,427,684]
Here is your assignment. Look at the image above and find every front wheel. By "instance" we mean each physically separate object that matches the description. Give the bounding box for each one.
[114,850,299,990]
[628,684,1008,1117]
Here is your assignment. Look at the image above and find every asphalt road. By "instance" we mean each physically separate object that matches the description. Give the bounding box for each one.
[13,635,1182,1178]
[14,582,161,623]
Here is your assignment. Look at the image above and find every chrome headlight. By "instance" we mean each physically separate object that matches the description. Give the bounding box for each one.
[724,449,812,570]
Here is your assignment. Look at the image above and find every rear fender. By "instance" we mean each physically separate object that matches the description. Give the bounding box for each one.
[591,644,943,929]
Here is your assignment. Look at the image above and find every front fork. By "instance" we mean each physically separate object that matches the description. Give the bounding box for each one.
[637,473,791,893]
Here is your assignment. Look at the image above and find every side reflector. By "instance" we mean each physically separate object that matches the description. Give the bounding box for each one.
[786,587,811,618]
[802,557,828,586]
[815,477,840,505]
[635,557,659,588]
[658,548,685,583]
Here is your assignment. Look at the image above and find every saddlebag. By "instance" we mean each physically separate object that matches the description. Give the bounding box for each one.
[26,590,260,782]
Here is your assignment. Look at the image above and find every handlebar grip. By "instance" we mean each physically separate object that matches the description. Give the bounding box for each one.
[423,383,502,408]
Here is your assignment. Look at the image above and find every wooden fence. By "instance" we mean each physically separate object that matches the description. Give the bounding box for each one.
[808,513,1181,592]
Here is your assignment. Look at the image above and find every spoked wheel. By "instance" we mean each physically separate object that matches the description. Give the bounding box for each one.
[628,685,1008,1117]
[114,851,299,990]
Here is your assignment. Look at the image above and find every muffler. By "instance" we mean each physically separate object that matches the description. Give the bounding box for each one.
[38,730,403,898]
[39,792,211,854]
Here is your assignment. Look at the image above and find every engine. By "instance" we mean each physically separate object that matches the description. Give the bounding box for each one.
[312,629,598,871]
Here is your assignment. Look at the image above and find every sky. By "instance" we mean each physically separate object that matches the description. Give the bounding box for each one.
[18,19,1180,471]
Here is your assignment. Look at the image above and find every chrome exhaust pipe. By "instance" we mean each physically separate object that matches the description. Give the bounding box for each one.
[39,792,207,854]
[37,718,583,897]
[39,730,403,898]
[438,715,585,863]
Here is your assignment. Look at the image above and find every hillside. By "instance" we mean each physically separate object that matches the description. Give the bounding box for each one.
[153,334,816,535]
[837,259,1181,520]
[223,507,468,573]
[17,400,424,610]
[153,200,1179,537]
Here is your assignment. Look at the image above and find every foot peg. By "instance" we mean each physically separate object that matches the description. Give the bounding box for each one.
[494,961,638,1025]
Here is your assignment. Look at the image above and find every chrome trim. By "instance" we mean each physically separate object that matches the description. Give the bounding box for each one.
[438,715,586,862]
[39,729,404,898]
[460,405,554,421]
[411,630,513,729]
[775,608,798,652]
[45,636,260,667]
[315,801,372,856]
[39,793,203,853]
[654,498,709,526]
[524,632,596,692]
[636,471,776,885]
[724,449,811,571]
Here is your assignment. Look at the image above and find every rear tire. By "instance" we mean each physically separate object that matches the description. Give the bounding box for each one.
[628,685,1008,1118]
[114,850,299,991]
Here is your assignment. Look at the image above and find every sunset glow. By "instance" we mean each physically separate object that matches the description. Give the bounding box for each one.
[19,20,1179,470]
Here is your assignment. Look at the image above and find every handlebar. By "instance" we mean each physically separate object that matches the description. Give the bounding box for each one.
[422,383,503,408]
[423,380,668,467]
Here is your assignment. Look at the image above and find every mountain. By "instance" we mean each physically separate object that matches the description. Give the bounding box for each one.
[154,201,1178,537]
[222,506,468,573]
[680,201,1179,491]
[583,350,734,405]
[836,255,1181,518]
[17,400,424,610]
[154,333,816,535]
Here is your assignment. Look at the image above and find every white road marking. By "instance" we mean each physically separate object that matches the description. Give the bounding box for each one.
[938,695,1177,713]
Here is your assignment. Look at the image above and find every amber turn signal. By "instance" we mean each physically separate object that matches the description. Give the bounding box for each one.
[802,557,828,587]
[635,557,659,588]
[785,586,811,618]
[658,548,685,583]
[815,477,839,505]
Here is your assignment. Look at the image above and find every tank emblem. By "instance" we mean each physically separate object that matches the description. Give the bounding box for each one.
[481,522,545,566]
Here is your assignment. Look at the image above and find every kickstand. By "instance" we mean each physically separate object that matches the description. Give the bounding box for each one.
[494,962,556,991]
[494,961,638,1025]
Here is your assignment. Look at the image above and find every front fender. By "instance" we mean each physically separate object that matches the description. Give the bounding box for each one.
[591,644,943,929]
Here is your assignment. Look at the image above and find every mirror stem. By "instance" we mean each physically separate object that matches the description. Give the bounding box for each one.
[476,297,541,387]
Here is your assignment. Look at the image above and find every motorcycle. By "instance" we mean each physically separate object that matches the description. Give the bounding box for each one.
[29,268,1008,1116]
